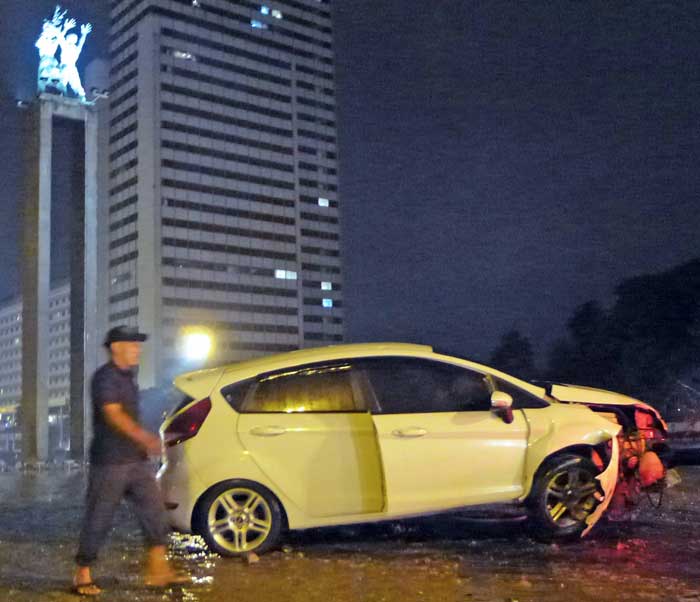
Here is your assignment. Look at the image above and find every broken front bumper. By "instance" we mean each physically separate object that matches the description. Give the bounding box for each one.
[582,434,620,537]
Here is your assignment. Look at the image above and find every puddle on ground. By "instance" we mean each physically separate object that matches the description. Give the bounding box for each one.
[0,467,698,601]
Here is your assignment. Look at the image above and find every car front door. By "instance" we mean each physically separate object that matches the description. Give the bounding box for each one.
[360,357,530,515]
[236,361,385,518]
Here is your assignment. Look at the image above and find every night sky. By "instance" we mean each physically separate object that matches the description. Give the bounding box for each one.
[2,1,700,365]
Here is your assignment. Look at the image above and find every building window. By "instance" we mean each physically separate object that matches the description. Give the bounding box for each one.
[110,272,132,286]
[321,281,332,291]
[322,298,333,308]
[172,50,196,61]
[251,19,268,29]
[318,197,329,207]
[275,269,298,280]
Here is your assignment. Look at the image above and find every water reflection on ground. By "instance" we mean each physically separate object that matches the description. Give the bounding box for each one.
[0,467,699,601]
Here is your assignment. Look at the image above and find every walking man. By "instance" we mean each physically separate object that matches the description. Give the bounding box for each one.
[72,326,188,596]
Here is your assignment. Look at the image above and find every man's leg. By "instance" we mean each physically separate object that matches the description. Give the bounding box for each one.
[125,462,188,586]
[74,464,128,593]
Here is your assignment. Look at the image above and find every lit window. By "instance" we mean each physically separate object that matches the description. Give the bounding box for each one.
[173,50,196,61]
[318,197,329,207]
[260,5,270,15]
[321,281,332,291]
[275,269,298,280]
[251,19,268,29]
[192,0,201,6]
[322,298,333,308]
[272,9,283,19]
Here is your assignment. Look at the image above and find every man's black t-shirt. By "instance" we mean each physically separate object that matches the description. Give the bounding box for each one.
[89,362,147,465]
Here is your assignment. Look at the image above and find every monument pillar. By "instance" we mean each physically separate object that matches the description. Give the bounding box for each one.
[20,101,53,462]
[21,95,99,463]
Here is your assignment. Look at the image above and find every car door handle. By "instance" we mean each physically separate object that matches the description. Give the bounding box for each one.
[250,426,287,437]
[391,428,427,438]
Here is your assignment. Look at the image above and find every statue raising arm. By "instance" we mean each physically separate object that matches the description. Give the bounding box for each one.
[62,17,77,36]
[52,5,68,28]
[76,23,92,53]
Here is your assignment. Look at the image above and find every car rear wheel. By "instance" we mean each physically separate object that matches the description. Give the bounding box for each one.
[527,453,603,541]
[194,480,284,556]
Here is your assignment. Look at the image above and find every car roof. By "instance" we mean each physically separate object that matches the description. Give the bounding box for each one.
[174,343,434,385]
[219,342,434,376]
[175,342,548,399]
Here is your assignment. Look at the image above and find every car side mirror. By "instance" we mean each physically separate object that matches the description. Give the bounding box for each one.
[491,391,514,424]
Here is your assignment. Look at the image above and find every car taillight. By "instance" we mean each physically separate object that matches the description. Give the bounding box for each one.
[163,397,211,447]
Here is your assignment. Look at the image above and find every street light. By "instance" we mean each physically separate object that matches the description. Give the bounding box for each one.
[181,330,213,362]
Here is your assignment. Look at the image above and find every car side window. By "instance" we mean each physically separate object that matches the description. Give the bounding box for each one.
[494,378,549,409]
[361,357,492,414]
[239,362,364,413]
[221,380,254,412]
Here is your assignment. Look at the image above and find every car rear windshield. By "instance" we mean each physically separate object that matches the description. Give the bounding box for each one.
[166,388,195,417]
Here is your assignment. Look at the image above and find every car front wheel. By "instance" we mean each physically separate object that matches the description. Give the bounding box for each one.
[193,480,284,556]
[527,453,603,541]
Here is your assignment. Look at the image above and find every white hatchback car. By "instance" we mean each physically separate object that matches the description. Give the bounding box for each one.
[157,343,669,555]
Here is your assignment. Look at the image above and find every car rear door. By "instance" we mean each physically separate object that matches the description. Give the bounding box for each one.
[359,357,530,515]
[235,361,385,518]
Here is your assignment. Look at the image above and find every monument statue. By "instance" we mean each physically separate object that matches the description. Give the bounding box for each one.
[35,5,91,101]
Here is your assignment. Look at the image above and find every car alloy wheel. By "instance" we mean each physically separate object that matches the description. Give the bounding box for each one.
[527,453,603,541]
[195,480,283,556]
[544,464,599,527]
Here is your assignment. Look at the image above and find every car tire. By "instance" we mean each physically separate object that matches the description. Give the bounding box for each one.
[526,453,603,542]
[193,479,284,556]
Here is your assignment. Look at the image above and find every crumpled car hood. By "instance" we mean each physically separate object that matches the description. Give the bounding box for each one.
[548,383,667,430]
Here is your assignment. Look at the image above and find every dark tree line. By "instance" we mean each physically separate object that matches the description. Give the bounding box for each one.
[489,329,536,381]
[490,258,700,416]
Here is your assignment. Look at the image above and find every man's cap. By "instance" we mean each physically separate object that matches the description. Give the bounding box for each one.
[104,325,148,347]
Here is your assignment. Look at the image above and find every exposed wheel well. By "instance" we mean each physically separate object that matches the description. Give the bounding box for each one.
[525,451,602,541]
[526,445,600,504]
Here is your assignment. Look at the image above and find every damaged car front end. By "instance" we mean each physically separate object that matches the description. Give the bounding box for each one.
[546,383,674,522]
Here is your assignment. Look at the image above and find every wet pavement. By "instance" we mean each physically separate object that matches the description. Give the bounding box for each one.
[1,466,699,601]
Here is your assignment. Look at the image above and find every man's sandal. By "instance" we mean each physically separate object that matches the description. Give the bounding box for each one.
[71,582,102,596]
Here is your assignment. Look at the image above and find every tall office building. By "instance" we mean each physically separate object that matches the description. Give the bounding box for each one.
[108,0,343,386]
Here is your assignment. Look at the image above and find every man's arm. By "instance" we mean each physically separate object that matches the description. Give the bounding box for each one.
[102,402,161,455]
